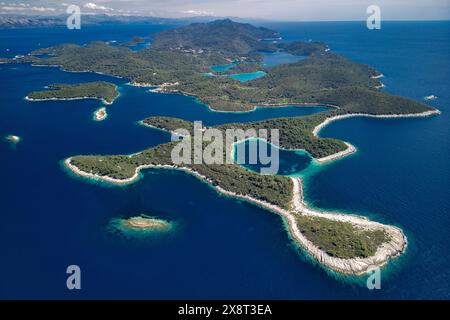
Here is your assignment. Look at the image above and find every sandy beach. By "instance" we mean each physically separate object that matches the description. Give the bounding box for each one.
[62,105,440,275]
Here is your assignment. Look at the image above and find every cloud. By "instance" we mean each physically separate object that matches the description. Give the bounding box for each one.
[180,9,214,16]
[83,2,113,11]
[1,4,56,12]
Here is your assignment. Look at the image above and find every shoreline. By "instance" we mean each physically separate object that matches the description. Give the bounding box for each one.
[5,134,21,145]
[30,63,125,79]
[313,109,441,163]
[123,216,171,230]
[316,142,357,163]
[140,83,338,114]
[93,107,108,121]
[287,177,407,275]
[25,95,115,105]
[63,157,407,275]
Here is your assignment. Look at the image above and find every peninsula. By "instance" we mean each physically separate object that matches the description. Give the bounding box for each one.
[63,110,430,275]
[9,19,440,275]
[26,81,119,105]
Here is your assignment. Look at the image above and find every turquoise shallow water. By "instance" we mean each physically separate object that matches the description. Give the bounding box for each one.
[209,60,268,82]
[203,69,267,82]
[0,22,449,299]
[229,71,267,82]
[210,61,238,72]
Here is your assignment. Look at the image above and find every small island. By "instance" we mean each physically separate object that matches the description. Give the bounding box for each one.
[5,134,21,145]
[108,215,173,239]
[26,81,119,105]
[124,216,172,231]
[121,36,147,47]
[93,107,108,121]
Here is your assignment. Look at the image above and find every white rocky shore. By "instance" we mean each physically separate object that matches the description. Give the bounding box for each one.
[5,134,21,145]
[128,81,156,88]
[371,73,384,79]
[62,105,441,275]
[25,95,114,105]
[313,109,441,163]
[64,157,407,275]
[93,107,108,121]
[288,178,406,275]
[424,95,438,101]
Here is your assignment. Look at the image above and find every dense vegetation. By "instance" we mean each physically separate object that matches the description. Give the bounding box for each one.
[217,114,348,158]
[277,41,328,55]
[151,19,280,54]
[10,19,431,261]
[142,115,348,158]
[9,20,432,114]
[70,140,294,209]
[296,216,389,259]
[27,42,226,85]
[28,81,119,104]
[70,133,389,260]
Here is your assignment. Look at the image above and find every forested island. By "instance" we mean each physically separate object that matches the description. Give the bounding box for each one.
[8,19,433,112]
[26,81,119,105]
[9,19,440,275]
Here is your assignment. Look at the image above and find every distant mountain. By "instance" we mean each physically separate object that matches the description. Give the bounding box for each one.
[0,14,187,29]
[0,14,271,29]
[152,19,281,54]
[0,15,65,28]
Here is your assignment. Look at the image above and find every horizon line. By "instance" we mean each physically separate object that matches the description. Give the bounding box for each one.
[1,13,450,23]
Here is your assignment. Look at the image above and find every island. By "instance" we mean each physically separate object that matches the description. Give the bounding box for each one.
[121,36,147,47]
[424,95,438,100]
[5,134,21,145]
[63,113,412,275]
[26,81,119,105]
[9,19,441,275]
[108,215,173,239]
[122,215,172,231]
[93,107,108,121]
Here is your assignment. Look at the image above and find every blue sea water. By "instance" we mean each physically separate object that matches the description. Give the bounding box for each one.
[0,22,449,299]
[229,70,267,82]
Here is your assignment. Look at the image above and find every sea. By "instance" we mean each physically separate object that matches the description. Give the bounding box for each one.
[0,21,448,299]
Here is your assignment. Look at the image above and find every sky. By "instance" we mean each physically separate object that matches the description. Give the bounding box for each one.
[0,0,449,21]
